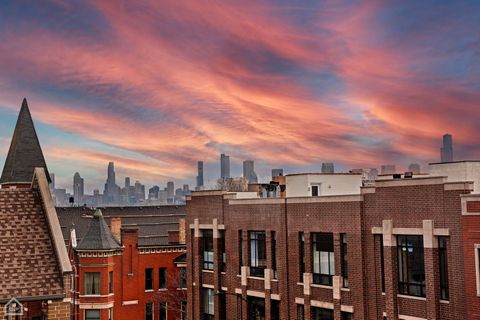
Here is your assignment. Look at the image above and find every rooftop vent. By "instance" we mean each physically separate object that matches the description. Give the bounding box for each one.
[404,172,413,179]
[393,173,402,179]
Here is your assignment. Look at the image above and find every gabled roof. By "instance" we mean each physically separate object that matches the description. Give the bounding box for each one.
[0,98,51,185]
[76,209,122,251]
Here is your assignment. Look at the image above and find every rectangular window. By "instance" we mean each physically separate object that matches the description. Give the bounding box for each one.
[297,304,304,320]
[85,310,100,320]
[203,230,214,270]
[159,302,167,320]
[248,297,265,320]
[179,267,187,288]
[341,312,353,320]
[220,230,226,272]
[311,185,319,196]
[219,290,227,319]
[312,233,335,285]
[181,301,187,320]
[299,232,305,281]
[159,268,167,289]
[249,231,267,277]
[397,235,425,297]
[341,233,349,288]
[271,299,280,320]
[109,271,113,294]
[439,237,449,300]
[84,272,101,295]
[202,288,214,320]
[239,230,243,273]
[379,235,385,292]
[311,307,333,320]
[271,231,277,277]
[108,307,113,320]
[145,303,153,320]
[145,268,154,290]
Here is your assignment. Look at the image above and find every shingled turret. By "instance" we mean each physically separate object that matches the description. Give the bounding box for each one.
[0,98,51,186]
[76,209,122,251]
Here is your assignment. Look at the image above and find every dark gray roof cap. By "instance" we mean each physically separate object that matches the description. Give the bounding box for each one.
[0,98,51,184]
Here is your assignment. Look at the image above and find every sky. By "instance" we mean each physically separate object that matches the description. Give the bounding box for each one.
[0,0,479,193]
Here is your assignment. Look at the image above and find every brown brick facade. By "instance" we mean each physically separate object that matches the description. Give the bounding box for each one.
[187,180,473,320]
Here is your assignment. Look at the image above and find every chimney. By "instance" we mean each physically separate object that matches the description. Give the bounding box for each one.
[178,218,186,244]
[110,217,122,243]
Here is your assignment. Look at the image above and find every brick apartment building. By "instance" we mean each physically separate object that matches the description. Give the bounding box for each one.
[0,99,72,320]
[186,173,477,320]
[57,206,187,320]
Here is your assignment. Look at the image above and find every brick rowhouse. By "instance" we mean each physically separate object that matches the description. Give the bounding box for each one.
[186,176,474,320]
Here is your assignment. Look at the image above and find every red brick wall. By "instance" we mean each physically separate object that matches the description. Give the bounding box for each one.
[187,182,470,320]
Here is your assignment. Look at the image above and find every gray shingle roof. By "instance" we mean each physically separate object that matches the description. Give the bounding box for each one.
[57,205,185,247]
[76,209,122,250]
[0,99,51,185]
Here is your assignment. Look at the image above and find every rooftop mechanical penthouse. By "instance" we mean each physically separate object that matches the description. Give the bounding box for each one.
[185,173,477,320]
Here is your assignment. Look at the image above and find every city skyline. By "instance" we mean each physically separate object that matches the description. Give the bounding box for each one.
[1,1,479,191]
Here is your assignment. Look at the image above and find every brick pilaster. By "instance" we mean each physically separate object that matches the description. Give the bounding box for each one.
[382,220,399,320]
[424,220,440,320]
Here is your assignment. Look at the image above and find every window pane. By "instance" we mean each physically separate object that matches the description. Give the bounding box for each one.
[203,288,214,316]
[85,273,101,295]
[312,307,333,320]
[159,302,167,320]
[145,303,153,320]
[159,268,167,289]
[312,233,334,285]
[145,268,153,290]
[203,230,214,270]
[85,310,101,320]
[397,235,425,297]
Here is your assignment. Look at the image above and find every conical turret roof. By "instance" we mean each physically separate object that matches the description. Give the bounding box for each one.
[0,98,51,184]
[76,209,122,250]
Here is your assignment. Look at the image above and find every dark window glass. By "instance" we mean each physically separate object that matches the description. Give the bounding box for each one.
[341,233,348,288]
[299,232,305,281]
[271,300,280,320]
[439,237,449,300]
[311,307,333,320]
[202,288,214,320]
[239,230,243,273]
[312,233,334,285]
[203,230,214,270]
[85,310,100,320]
[108,308,113,320]
[159,268,167,289]
[159,302,167,320]
[312,185,319,196]
[181,301,187,320]
[379,235,385,292]
[145,303,153,320]
[179,267,187,288]
[84,272,101,295]
[397,235,425,297]
[109,271,113,294]
[249,231,267,277]
[145,268,154,290]
[297,304,304,320]
[219,290,227,319]
[220,230,226,272]
[271,231,277,277]
[341,312,353,320]
[248,297,265,320]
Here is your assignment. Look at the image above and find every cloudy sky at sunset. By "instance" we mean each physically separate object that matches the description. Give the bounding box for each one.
[0,0,479,193]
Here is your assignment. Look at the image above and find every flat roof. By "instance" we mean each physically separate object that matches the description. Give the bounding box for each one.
[429,160,480,165]
[285,172,362,177]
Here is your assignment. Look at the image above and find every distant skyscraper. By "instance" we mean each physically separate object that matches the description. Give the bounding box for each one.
[167,181,174,198]
[196,161,204,188]
[440,134,454,162]
[408,163,421,174]
[104,162,120,205]
[220,154,230,179]
[380,165,396,175]
[321,163,334,173]
[243,160,258,184]
[272,169,283,178]
[125,177,130,188]
[73,172,84,204]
